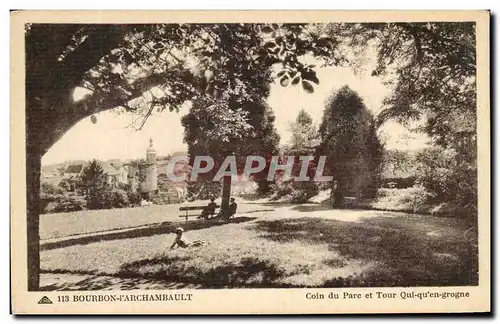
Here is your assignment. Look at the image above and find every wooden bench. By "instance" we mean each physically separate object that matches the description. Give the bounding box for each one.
[178,205,220,225]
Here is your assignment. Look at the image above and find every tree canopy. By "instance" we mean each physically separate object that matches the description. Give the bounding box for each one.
[327,22,476,151]
[285,108,320,156]
[26,23,341,156]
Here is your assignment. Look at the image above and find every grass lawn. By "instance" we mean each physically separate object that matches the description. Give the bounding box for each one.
[40,201,478,289]
[40,199,273,240]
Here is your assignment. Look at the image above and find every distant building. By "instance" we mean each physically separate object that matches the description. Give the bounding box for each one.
[41,140,187,204]
[41,164,65,178]
[42,159,128,191]
[107,159,128,184]
[126,139,187,203]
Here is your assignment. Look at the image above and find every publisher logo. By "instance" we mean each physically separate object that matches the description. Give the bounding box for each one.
[37,296,53,304]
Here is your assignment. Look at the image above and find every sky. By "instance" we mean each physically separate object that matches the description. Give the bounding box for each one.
[41,65,430,166]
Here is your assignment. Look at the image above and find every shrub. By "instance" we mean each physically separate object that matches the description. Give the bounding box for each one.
[269,182,294,201]
[186,181,221,201]
[52,195,86,213]
[371,187,434,214]
[102,188,130,209]
[270,180,319,203]
[414,147,477,215]
[256,180,273,195]
[116,182,131,192]
[40,193,65,214]
[127,191,142,206]
[41,182,65,195]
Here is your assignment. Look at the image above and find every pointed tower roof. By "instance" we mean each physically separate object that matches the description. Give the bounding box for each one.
[147,137,156,154]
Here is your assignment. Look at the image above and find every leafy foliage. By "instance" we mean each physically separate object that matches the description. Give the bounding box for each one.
[327,22,477,211]
[79,160,110,209]
[182,98,280,197]
[26,22,478,289]
[40,182,65,196]
[414,147,477,216]
[52,195,87,213]
[317,86,383,198]
[127,191,142,206]
[371,187,434,214]
[101,188,130,209]
[26,23,340,159]
[186,181,222,201]
[270,180,319,204]
[285,109,320,156]
[261,23,348,94]
[270,109,322,202]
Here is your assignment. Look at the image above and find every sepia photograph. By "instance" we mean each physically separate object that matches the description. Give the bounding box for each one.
[10,10,490,314]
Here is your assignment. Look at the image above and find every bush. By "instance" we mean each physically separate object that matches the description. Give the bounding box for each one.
[116,182,131,192]
[186,181,221,201]
[269,182,294,201]
[127,191,142,206]
[52,195,86,213]
[102,188,130,209]
[256,180,273,195]
[270,180,319,203]
[414,147,477,215]
[41,182,65,195]
[371,187,434,214]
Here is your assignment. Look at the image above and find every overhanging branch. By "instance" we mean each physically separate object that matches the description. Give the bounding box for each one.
[53,25,129,90]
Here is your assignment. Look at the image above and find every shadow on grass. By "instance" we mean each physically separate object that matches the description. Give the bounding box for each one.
[291,204,334,213]
[238,193,266,201]
[118,256,289,288]
[41,213,478,289]
[239,209,275,215]
[40,268,198,291]
[245,201,298,208]
[289,200,402,214]
[252,216,478,287]
[42,255,290,290]
[41,216,257,251]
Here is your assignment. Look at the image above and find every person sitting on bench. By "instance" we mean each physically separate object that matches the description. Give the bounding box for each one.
[198,197,217,220]
[228,197,237,218]
[219,197,237,221]
[215,197,238,221]
[169,227,205,250]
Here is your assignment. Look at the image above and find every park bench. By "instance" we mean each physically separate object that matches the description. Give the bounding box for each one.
[178,205,220,225]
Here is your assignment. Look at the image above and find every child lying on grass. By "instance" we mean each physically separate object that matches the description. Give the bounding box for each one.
[169,227,205,250]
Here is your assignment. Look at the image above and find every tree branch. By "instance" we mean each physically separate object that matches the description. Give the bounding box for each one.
[52,25,129,90]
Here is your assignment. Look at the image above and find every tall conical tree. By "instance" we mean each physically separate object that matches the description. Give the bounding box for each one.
[79,160,110,209]
[317,86,383,198]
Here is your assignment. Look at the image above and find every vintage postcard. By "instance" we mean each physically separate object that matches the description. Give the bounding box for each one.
[10,10,490,314]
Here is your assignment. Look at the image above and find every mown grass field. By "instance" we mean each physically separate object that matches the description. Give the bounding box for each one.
[40,199,478,290]
[40,199,271,240]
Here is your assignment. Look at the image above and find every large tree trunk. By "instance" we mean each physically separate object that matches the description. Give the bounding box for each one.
[23,25,159,291]
[26,145,41,291]
[221,175,232,211]
[25,96,75,291]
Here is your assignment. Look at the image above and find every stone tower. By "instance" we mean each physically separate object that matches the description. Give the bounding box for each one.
[145,138,158,195]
